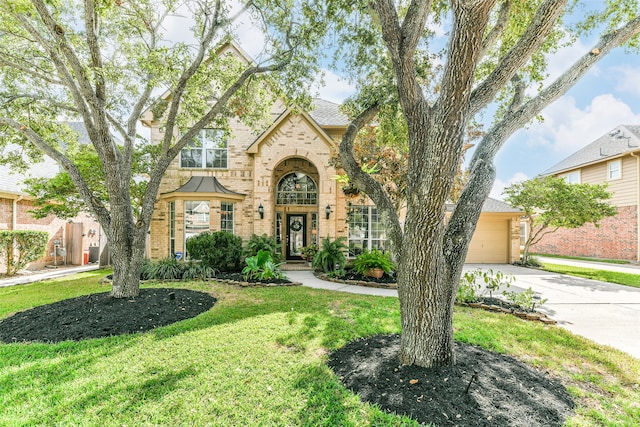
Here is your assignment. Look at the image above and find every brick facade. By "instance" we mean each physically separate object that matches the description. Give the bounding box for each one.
[531,205,638,261]
[0,197,101,271]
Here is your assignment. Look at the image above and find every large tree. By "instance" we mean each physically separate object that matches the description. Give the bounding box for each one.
[0,0,337,298]
[337,0,640,367]
[504,176,617,264]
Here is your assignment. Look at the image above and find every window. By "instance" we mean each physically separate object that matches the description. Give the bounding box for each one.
[220,202,234,234]
[185,201,209,244]
[276,172,317,205]
[560,170,580,184]
[169,201,175,257]
[180,129,227,169]
[608,159,621,180]
[347,205,389,257]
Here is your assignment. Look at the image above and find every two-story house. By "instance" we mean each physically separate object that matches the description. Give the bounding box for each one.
[142,43,522,264]
[535,125,640,261]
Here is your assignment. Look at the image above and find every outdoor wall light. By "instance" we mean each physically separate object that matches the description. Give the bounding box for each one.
[258,203,264,219]
[325,204,332,219]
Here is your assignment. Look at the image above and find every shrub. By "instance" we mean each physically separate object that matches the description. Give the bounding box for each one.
[313,237,347,273]
[182,261,216,281]
[0,230,48,276]
[244,234,282,262]
[242,250,286,281]
[352,250,395,276]
[186,231,243,272]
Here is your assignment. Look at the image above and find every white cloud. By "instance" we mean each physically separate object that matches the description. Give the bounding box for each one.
[516,94,640,157]
[312,69,356,103]
[612,65,640,97]
[491,172,529,200]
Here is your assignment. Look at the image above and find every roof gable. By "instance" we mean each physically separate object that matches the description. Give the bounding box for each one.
[543,125,640,175]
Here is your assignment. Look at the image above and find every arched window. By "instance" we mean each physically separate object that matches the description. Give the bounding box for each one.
[276,172,317,205]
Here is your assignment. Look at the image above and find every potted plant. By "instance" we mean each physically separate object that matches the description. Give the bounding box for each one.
[300,244,319,265]
[313,237,348,272]
[352,249,396,279]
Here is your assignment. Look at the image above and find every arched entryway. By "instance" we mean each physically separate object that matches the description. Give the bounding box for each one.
[273,159,320,260]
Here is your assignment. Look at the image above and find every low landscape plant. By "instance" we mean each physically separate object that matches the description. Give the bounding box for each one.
[244,234,282,262]
[456,268,514,303]
[242,250,286,281]
[505,288,548,312]
[352,250,396,276]
[313,236,348,272]
[300,244,319,262]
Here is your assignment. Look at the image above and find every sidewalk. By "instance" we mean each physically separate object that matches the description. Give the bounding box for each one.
[0,264,99,288]
[535,255,640,274]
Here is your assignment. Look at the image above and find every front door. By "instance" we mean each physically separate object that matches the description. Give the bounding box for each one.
[286,214,306,260]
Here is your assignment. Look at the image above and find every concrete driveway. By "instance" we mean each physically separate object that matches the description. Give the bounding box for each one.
[466,263,640,359]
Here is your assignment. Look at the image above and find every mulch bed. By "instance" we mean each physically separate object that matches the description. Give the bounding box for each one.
[328,334,575,427]
[0,288,216,343]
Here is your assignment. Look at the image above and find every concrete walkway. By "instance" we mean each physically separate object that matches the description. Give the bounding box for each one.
[288,263,640,360]
[0,264,99,288]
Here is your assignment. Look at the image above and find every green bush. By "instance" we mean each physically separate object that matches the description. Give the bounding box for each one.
[152,257,184,281]
[300,244,319,261]
[186,231,243,272]
[0,230,48,276]
[244,234,282,262]
[242,250,286,281]
[313,237,347,273]
[352,250,395,275]
[138,258,215,281]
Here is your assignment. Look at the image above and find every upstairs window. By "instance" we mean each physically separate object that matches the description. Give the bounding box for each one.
[608,159,621,180]
[180,129,227,169]
[560,170,580,184]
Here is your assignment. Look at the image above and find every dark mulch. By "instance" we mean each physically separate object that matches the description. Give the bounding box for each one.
[339,270,397,284]
[0,288,216,344]
[328,334,575,427]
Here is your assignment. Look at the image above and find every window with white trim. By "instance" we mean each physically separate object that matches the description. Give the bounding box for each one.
[169,201,175,257]
[608,159,621,180]
[185,201,210,245]
[180,129,227,169]
[347,205,389,257]
[220,202,234,234]
[560,170,580,184]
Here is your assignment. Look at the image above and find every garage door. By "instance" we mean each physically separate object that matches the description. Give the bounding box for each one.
[465,218,509,263]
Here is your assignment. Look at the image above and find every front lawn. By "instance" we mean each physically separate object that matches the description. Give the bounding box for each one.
[0,271,639,426]
[542,262,640,289]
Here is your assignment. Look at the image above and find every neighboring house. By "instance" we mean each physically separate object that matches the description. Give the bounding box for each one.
[535,125,640,261]
[0,123,103,271]
[142,42,522,264]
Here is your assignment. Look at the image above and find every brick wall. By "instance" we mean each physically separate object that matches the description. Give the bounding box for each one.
[0,197,101,271]
[531,205,638,261]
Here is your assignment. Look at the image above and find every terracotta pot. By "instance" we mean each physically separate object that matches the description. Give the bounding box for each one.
[365,268,384,279]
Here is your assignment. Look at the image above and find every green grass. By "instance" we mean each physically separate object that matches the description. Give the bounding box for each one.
[541,262,640,289]
[532,253,630,265]
[1,272,639,426]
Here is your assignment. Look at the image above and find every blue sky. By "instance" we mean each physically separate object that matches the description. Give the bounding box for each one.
[167,3,640,200]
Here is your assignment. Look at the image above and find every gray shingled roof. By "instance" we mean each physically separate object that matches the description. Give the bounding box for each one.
[542,125,640,175]
[446,197,521,213]
[168,176,244,196]
[308,99,350,127]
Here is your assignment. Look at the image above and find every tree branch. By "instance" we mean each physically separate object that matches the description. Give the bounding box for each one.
[339,102,404,260]
[478,0,511,59]
[0,117,111,225]
[469,0,568,116]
